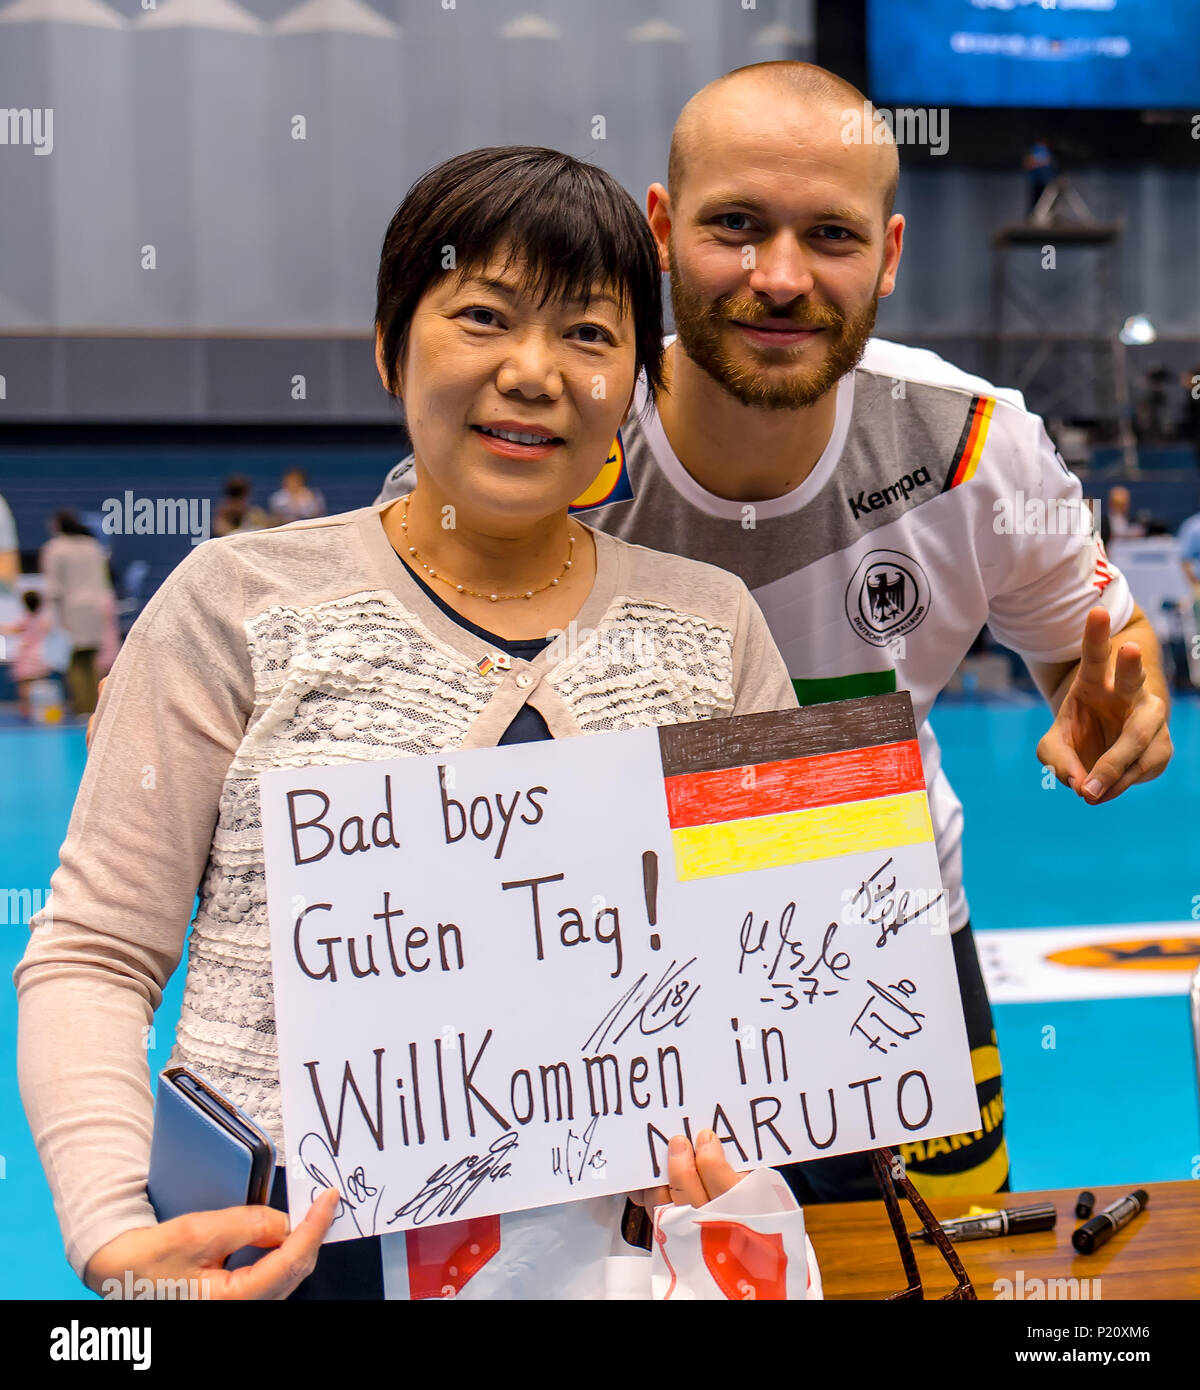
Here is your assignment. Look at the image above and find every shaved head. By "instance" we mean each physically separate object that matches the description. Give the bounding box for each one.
[650,61,906,412]
[669,62,899,223]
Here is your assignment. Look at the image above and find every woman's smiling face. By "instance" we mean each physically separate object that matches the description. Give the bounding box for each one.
[387,247,638,531]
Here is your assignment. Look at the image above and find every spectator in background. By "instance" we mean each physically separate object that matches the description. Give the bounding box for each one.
[1023,136,1058,214]
[0,492,18,593]
[7,590,53,719]
[1180,503,1200,679]
[0,492,19,638]
[214,475,271,537]
[96,588,121,679]
[40,511,113,716]
[1178,498,1200,604]
[269,468,326,526]
[1103,486,1146,544]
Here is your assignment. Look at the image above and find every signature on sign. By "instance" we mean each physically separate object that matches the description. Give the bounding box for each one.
[582,957,699,1053]
[296,1130,386,1237]
[551,1114,606,1186]
[387,1132,519,1227]
[847,857,946,946]
[850,978,926,1054]
[737,900,851,1009]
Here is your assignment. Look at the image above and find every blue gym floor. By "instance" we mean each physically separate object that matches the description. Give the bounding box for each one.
[3,697,1198,1299]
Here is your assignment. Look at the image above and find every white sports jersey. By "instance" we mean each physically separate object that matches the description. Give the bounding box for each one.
[581,340,1134,930]
[379,338,1134,933]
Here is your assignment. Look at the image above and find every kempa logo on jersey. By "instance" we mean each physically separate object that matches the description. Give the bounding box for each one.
[845,550,931,647]
[847,466,932,520]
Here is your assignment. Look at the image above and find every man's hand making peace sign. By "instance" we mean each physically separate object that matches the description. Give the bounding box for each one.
[1033,606,1172,804]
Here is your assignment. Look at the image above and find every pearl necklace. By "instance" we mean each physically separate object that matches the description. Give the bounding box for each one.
[399,495,575,602]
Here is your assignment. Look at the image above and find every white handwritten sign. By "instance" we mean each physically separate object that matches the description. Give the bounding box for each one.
[260,696,980,1242]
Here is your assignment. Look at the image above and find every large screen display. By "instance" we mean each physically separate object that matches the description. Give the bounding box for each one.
[867,0,1200,109]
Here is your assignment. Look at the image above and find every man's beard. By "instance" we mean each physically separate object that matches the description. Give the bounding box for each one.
[668,242,880,410]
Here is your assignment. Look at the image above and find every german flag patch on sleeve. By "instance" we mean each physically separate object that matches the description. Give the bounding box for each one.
[941,394,996,492]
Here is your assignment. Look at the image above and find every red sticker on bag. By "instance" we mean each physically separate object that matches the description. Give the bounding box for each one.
[405,1215,501,1300]
[699,1222,789,1301]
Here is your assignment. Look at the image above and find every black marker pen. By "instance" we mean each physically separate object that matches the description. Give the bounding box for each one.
[1072,1189,1148,1254]
[907,1202,1057,1243]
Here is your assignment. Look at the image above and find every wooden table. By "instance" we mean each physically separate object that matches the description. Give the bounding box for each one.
[803,1181,1200,1300]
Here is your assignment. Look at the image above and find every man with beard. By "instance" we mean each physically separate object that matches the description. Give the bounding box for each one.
[376,63,1172,1203]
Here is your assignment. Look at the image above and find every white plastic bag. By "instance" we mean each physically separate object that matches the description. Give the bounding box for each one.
[377,1175,823,1300]
[602,1169,823,1301]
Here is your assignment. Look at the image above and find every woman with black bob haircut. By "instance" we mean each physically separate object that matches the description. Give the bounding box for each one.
[375,145,666,411]
[16,147,796,1300]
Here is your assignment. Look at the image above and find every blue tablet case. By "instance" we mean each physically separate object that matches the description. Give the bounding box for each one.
[147,1068,277,1270]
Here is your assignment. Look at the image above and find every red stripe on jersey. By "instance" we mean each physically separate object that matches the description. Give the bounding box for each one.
[942,394,995,492]
[1092,539,1115,592]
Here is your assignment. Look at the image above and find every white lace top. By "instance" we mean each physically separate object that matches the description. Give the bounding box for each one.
[14,502,794,1286]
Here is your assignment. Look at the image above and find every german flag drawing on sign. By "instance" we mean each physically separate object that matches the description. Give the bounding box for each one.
[941,394,995,492]
[657,693,933,882]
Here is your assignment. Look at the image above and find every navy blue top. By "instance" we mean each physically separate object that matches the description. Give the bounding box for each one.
[403,561,553,745]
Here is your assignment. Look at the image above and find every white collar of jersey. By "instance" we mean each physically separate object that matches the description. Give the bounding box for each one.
[635,338,855,521]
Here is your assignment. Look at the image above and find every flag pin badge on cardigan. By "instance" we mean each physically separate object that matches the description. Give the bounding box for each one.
[476,652,512,676]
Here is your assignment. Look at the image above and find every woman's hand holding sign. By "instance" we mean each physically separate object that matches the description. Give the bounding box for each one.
[628,1130,747,1211]
[82,1187,341,1300]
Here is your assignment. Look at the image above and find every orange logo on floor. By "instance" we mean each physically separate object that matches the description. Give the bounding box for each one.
[1046,937,1200,972]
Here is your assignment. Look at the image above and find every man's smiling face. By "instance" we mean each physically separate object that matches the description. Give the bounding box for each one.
[660,81,903,410]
